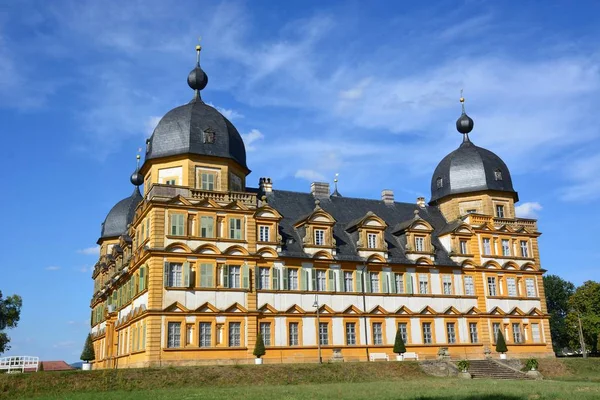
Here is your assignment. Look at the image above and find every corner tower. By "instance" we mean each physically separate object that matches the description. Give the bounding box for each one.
[141,45,250,193]
[429,96,518,221]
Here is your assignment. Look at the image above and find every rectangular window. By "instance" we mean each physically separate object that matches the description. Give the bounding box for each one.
[395,273,405,294]
[229,266,241,289]
[415,236,425,252]
[170,214,185,236]
[419,274,429,294]
[199,263,214,288]
[507,277,517,297]
[228,322,241,347]
[344,271,354,292]
[526,278,536,297]
[493,323,501,342]
[446,323,456,344]
[483,238,491,255]
[165,179,176,185]
[314,229,325,246]
[288,269,298,290]
[372,323,383,345]
[531,323,541,343]
[346,322,356,345]
[520,241,529,257]
[167,322,181,348]
[316,270,326,291]
[512,323,522,343]
[460,240,468,254]
[370,272,380,293]
[496,205,505,218]
[200,216,214,238]
[258,225,270,242]
[469,323,479,343]
[464,276,475,295]
[502,239,511,256]
[201,172,215,191]
[442,275,453,295]
[259,267,270,290]
[229,218,242,240]
[367,233,377,249]
[319,322,329,345]
[168,263,182,287]
[289,322,299,346]
[260,322,271,346]
[422,322,432,344]
[398,323,408,344]
[199,322,211,347]
[487,276,497,296]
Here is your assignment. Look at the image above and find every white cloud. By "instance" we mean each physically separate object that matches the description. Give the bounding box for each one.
[206,103,244,120]
[295,169,326,182]
[241,129,264,151]
[77,246,100,256]
[515,202,543,218]
[45,266,61,271]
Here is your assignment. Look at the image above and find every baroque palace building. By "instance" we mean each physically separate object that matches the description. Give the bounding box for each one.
[89,46,554,368]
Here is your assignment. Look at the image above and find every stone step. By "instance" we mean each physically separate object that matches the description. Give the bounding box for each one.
[460,360,532,380]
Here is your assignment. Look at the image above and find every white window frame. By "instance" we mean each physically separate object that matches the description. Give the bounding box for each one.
[395,273,405,294]
[507,277,517,297]
[520,241,529,258]
[446,322,456,344]
[314,229,325,246]
[422,323,432,344]
[316,270,326,291]
[229,218,242,240]
[397,323,408,344]
[346,322,356,345]
[502,239,511,256]
[288,269,298,290]
[259,225,270,242]
[370,272,380,293]
[487,276,497,296]
[260,322,271,346]
[344,271,353,292]
[318,322,329,345]
[167,322,181,348]
[229,265,241,289]
[229,322,241,347]
[200,216,214,238]
[512,323,522,343]
[289,322,299,346]
[419,274,429,294]
[199,322,211,347]
[367,233,378,249]
[372,323,383,345]
[493,323,501,342]
[259,267,270,290]
[531,323,541,343]
[442,275,453,295]
[170,214,185,236]
[168,263,183,287]
[525,278,536,297]
[464,276,475,296]
[469,323,479,343]
[483,238,491,255]
[201,172,215,191]
[415,236,425,252]
[460,240,468,254]
[496,204,505,218]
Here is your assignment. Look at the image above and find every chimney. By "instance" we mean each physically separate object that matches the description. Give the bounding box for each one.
[259,177,273,194]
[381,189,394,205]
[311,182,330,198]
[417,197,426,208]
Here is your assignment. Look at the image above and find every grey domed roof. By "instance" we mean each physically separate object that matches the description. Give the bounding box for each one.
[99,188,143,240]
[145,100,247,170]
[430,137,518,203]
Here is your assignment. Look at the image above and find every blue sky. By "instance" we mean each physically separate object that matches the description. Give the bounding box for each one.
[1,0,599,362]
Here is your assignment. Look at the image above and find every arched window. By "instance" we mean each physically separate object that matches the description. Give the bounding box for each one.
[436,177,443,189]
[494,169,502,181]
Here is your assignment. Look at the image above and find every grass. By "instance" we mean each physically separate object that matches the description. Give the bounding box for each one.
[2,358,599,400]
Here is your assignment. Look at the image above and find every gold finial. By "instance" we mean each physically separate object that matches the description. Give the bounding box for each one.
[195,37,202,64]
[334,173,339,183]
[459,88,465,103]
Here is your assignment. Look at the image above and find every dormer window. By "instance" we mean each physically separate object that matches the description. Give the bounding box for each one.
[494,169,502,181]
[203,127,215,144]
[415,236,425,252]
[496,205,505,218]
[314,229,325,246]
[367,233,378,249]
[436,177,443,189]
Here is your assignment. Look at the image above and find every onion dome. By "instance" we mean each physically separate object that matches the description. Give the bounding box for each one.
[429,95,518,204]
[130,155,144,186]
[144,45,248,171]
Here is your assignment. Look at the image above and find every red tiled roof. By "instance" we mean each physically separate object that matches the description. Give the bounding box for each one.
[40,361,75,371]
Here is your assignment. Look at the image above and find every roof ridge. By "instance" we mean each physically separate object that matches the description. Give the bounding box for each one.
[271,189,428,208]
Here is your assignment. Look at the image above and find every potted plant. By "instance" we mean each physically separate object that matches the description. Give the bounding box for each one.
[495,330,508,360]
[525,358,538,371]
[253,332,266,364]
[80,333,95,371]
[457,360,471,379]
[393,330,406,361]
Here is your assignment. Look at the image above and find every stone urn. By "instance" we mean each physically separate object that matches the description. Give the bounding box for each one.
[499,353,507,360]
[82,362,92,371]
[396,354,404,361]
[254,358,263,365]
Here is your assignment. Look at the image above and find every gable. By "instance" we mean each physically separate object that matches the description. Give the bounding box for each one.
[195,302,219,313]
[224,302,248,313]
[164,302,188,312]
[285,304,305,314]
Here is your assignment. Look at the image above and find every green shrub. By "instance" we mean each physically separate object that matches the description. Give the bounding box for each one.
[457,360,470,372]
[253,333,266,359]
[526,358,538,371]
[393,330,406,355]
[495,330,508,354]
[81,334,95,362]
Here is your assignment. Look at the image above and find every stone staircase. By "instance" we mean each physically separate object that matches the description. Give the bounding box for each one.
[466,360,532,380]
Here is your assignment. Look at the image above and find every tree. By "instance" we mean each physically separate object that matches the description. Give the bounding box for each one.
[393,329,406,354]
[0,290,22,354]
[253,333,266,359]
[495,330,508,354]
[543,275,575,352]
[566,281,600,354]
[80,334,95,362]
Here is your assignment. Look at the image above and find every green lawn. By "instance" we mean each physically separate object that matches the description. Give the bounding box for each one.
[17,378,600,400]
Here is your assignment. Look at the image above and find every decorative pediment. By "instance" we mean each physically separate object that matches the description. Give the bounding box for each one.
[477,222,495,231]
[164,302,189,312]
[257,247,279,258]
[503,262,519,270]
[223,200,249,211]
[367,254,386,263]
[392,215,434,235]
[165,243,192,253]
[294,208,336,228]
[508,307,525,316]
[346,211,388,233]
[285,304,305,314]
[483,261,501,269]
[194,244,221,255]
[419,306,437,315]
[223,245,250,256]
[527,307,543,316]
[443,306,461,315]
[489,306,506,315]
[313,250,334,260]
[318,304,335,314]
[258,303,278,313]
[342,305,362,314]
[369,305,388,315]
[166,195,193,206]
[496,224,514,233]
[465,306,481,315]
[254,205,283,220]
[395,305,413,315]
[515,226,533,234]
[195,302,219,313]
[195,198,221,208]
[224,302,248,313]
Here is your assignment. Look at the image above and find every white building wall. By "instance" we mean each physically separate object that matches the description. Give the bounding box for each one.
[303,317,316,345]
[332,317,344,346]
[165,290,246,310]
[434,318,445,344]
[430,269,441,294]
[385,317,396,345]
[453,270,463,295]
[410,317,422,344]
[485,298,541,313]
[458,318,468,343]
[274,316,287,346]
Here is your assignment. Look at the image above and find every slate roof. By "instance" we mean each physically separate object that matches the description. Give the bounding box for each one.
[266,190,456,266]
[430,137,518,203]
[99,188,143,241]
[145,99,248,170]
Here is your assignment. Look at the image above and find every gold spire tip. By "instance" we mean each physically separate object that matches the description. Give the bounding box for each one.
[136,154,141,160]
[195,45,202,51]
